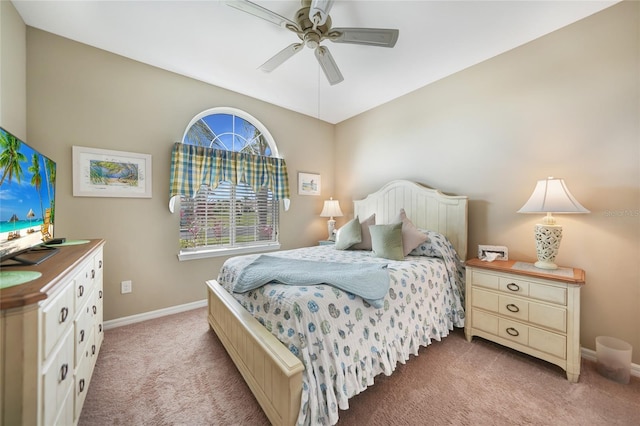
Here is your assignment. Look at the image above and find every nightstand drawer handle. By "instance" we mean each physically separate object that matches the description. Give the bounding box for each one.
[506,283,520,292]
[506,303,520,313]
[506,327,520,337]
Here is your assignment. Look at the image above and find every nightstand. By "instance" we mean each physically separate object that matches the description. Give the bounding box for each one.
[465,258,585,382]
[318,240,335,246]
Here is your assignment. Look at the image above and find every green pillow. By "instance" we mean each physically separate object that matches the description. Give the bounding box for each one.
[369,222,404,260]
[335,217,362,250]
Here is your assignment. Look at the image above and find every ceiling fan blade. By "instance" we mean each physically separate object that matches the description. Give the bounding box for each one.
[260,43,304,72]
[328,28,399,48]
[226,0,298,29]
[314,46,344,86]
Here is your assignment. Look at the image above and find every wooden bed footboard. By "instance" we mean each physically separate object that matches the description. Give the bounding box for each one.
[206,280,304,426]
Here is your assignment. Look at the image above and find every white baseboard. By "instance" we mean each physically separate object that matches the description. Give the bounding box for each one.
[581,347,640,379]
[104,299,207,330]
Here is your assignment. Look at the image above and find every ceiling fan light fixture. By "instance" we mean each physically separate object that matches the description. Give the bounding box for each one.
[304,32,321,49]
[228,0,399,84]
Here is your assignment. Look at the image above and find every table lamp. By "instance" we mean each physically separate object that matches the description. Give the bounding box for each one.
[517,177,589,270]
[320,197,343,239]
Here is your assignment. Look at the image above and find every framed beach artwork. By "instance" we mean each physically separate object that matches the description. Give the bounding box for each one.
[298,172,321,196]
[72,146,152,198]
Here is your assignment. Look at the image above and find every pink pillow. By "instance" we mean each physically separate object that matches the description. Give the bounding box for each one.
[396,208,428,256]
[351,214,376,250]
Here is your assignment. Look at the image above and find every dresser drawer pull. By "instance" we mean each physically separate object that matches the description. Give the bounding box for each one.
[506,303,520,313]
[59,363,69,382]
[59,307,69,323]
[506,283,520,292]
[99,324,103,332]
[92,344,96,355]
[91,269,96,279]
[80,329,85,343]
[78,285,84,297]
[79,378,85,393]
[99,290,103,299]
[506,327,520,337]
[99,260,103,269]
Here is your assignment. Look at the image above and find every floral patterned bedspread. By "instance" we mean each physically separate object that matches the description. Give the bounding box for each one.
[217,237,465,426]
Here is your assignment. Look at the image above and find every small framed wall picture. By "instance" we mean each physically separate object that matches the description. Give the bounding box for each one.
[298,172,321,196]
[72,146,152,198]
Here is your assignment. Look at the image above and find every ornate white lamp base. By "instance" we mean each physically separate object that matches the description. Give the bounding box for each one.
[326,218,336,240]
[534,224,563,270]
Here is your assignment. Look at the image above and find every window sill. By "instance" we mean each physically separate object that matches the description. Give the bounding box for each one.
[177,243,281,261]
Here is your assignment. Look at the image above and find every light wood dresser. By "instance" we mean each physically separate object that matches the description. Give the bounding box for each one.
[465,258,585,382]
[1,239,105,425]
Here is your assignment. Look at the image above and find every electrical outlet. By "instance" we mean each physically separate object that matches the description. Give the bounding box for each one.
[121,280,132,294]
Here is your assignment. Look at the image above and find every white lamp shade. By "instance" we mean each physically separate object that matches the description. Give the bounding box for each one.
[518,177,590,214]
[320,198,344,218]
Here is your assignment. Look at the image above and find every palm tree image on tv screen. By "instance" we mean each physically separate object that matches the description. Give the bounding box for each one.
[0,127,57,261]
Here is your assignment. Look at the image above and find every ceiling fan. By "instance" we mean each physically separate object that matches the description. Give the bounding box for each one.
[226,0,399,85]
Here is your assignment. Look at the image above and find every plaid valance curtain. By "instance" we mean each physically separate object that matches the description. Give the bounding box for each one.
[169,142,290,206]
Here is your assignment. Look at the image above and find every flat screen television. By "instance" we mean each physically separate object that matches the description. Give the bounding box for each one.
[0,127,58,266]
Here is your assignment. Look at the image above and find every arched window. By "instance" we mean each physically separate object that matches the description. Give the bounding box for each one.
[175,108,286,260]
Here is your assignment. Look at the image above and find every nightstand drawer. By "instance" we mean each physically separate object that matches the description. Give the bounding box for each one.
[472,288,567,332]
[529,302,566,333]
[473,270,567,306]
[473,312,566,359]
[528,282,566,305]
[499,276,566,305]
[471,288,530,322]
[498,318,566,359]
[473,271,531,295]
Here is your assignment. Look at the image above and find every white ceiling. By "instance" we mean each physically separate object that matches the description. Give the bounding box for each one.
[12,0,618,124]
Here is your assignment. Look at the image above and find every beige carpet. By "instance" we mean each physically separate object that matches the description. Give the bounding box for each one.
[79,307,639,425]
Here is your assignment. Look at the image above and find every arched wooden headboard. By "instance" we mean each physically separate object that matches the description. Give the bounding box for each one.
[353,180,468,260]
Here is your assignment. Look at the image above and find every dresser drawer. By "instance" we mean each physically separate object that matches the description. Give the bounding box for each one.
[74,327,95,421]
[94,281,104,349]
[93,249,104,281]
[74,259,95,312]
[74,291,95,364]
[42,283,75,360]
[42,327,74,426]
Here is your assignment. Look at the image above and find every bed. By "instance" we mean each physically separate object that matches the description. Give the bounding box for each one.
[206,180,468,425]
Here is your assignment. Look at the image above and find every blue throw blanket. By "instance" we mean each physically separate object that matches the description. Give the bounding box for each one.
[235,255,390,308]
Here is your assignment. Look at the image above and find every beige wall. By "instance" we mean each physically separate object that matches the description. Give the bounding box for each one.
[24,29,335,321]
[0,0,26,137]
[335,2,639,362]
[4,1,638,363]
